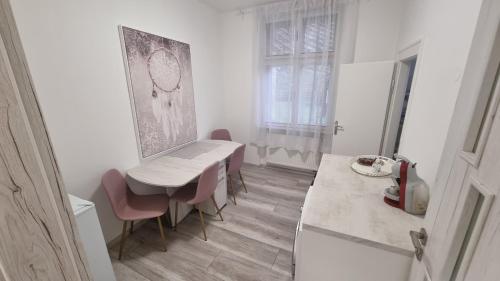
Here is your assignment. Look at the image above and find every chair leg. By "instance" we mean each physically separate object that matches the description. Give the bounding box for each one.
[239,171,248,193]
[227,175,237,205]
[157,216,167,252]
[129,221,134,235]
[211,195,224,221]
[197,206,207,241]
[174,201,178,231]
[166,206,173,227]
[118,221,128,260]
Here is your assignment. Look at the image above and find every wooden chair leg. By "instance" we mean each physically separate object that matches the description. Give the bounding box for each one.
[227,175,237,205]
[174,201,178,231]
[239,171,248,193]
[211,195,224,221]
[118,221,128,260]
[157,216,167,252]
[197,206,207,241]
[129,220,134,235]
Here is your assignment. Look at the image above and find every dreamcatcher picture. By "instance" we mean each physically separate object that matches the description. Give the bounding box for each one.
[148,48,181,99]
[120,26,197,159]
[147,47,184,144]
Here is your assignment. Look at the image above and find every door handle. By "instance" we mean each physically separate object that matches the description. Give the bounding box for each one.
[410,228,427,261]
[334,121,344,135]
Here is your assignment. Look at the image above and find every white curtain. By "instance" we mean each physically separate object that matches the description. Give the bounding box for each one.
[251,0,358,163]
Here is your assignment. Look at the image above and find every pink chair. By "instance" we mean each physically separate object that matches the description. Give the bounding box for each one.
[171,162,223,241]
[226,144,248,205]
[101,169,169,260]
[211,129,232,141]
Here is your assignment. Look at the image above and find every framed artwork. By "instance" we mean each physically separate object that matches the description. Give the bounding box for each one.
[119,26,197,159]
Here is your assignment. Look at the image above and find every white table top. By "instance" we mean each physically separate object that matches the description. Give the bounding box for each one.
[302,154,423,256]
[127,140,243,188]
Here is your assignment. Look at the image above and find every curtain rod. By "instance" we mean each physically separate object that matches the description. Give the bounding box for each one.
[235,0,361,16]
[236,0,290,15]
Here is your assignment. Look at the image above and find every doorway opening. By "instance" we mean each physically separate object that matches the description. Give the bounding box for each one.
[382,56,417,157]
[394,58,416,154]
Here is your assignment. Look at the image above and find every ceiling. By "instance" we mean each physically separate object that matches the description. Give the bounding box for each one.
[200,0,286,12]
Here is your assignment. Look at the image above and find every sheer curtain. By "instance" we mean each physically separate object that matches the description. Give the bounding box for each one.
[251,0,358,164]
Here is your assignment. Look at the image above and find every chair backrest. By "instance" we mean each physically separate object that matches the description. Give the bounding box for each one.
[189,162,220,204]
[101,169,129,219]
[227,144,245,175]
[211,129,232,141]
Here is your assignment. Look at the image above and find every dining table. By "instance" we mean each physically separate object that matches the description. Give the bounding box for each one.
[126,139,244,223]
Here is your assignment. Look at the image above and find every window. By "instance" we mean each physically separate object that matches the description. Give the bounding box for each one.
[263,14,336,128]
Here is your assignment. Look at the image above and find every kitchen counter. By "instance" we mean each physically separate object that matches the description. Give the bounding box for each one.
[302,154,424,256]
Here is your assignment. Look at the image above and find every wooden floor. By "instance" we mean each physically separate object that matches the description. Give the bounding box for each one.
[109,164,313,281]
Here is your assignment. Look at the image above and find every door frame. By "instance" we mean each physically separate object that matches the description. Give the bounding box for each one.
[0,0,92,280]
[381,40,422,157]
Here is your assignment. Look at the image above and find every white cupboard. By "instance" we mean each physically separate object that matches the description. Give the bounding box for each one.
[294,155,423,281]
[69,194,116,281]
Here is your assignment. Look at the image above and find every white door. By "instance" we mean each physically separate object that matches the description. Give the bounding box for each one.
[332,61,395,156]
[409,4,500,280]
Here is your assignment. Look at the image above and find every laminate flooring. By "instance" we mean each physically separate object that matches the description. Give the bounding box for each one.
[109,164,314,281]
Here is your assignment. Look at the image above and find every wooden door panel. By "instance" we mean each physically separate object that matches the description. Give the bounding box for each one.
[408,2,500,280]
[0,34,83,281]
[463,199,500,281]
[418,71,500,281]
[0,1,92,279]
[462,89,500,280]
[475,106,500,191]
[421,157,469,279]
[412,51,500,281]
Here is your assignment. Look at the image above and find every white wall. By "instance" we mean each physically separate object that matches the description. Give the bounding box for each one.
[354,0,406,62]
[221,0,404,170]
[10,0,223,242]
[220,11,259,164]
[395,0,483,184]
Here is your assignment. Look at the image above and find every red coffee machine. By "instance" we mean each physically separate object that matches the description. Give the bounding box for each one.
[384,155,429,215]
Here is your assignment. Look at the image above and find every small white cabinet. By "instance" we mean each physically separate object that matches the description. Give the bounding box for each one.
[294,155,423,281]
[69,194,116,281]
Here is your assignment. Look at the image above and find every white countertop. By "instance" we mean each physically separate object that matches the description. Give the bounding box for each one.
[302,154,423,256]
[127,139,242,188]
